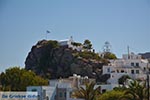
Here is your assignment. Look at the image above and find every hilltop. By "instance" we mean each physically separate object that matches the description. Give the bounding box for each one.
[25,39,116,82]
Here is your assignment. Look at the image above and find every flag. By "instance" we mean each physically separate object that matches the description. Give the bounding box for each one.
[46,30,50,33]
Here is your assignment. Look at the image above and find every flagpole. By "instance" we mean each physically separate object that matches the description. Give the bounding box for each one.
[46,32,47,40]
[46,30,50,40]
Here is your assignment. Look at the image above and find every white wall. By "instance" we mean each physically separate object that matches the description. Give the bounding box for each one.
[27,86,56,100]
[100,84,119,92]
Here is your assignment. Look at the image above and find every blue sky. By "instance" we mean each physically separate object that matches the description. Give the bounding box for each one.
[0,0,150,72]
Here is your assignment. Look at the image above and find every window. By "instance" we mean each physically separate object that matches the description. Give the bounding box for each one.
[102,89,106,93]
[69,92,72,98]
[43,90,46,99]
[117,70,119,73]
[136,70,139,74]
[107,68,110,72]
[131,70,134,74]
[112,75,114,78]
[136,63,139,67]
[46,96,49,100]
[31,89,37,91]
[131,62,134,66]
[64,92,66,98]
[121,70,124,73]
[59,92,62,97]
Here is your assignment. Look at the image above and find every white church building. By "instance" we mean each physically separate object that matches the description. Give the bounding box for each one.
[58,36,83,51]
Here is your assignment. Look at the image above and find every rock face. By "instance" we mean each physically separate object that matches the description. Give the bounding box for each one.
[139,52,150,62]
[25,40,106,81]
[139,52,150,59]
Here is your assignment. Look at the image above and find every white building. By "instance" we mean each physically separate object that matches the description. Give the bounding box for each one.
[59,36,83,51]
[101,53,150,91]
[26,74,92,100]
[27,86,56,100]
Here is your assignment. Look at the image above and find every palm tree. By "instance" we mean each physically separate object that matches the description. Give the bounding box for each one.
[72,82,101,100]
[120,80,147,100]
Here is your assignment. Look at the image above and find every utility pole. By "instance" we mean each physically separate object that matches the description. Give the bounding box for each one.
[127,46,130,59]
[147,63,150,100]
[147,73,150,100]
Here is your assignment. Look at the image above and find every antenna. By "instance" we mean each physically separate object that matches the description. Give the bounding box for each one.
[127,46,130,59]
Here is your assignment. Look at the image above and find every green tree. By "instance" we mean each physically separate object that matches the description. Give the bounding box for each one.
[120,80,147,100]
[77,51,101,60]
[97,90,125,100]
[103,52,117,59]
[0,67,48,91]
[71,42,82,46]
[72,82,101,100]
[83,39,92,51]
[118,75,131,86]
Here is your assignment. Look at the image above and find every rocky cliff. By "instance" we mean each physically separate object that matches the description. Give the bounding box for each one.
[25,40,108,81]
[139,52,150,62]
